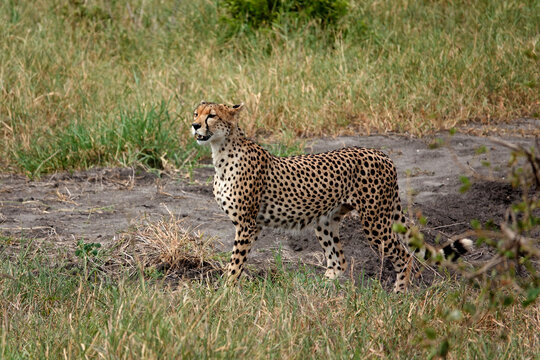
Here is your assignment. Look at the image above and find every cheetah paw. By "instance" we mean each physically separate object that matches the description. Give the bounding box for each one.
[324,268,343,280]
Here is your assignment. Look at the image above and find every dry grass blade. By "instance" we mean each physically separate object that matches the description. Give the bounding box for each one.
[110,215,221,281]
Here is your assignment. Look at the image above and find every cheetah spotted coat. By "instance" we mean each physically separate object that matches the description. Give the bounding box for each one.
[191,102,472,292]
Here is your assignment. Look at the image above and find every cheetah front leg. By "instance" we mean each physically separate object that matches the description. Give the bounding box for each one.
[226,222,261,283]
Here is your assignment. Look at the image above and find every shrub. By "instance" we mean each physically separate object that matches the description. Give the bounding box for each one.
[219,0,349,31]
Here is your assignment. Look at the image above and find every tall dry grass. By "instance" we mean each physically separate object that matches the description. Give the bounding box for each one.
[1,0,538,174]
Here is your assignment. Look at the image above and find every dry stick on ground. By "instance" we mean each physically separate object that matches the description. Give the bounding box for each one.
[0,226,54,232]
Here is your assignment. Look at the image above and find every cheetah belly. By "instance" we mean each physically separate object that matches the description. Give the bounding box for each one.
[256,186,343,230]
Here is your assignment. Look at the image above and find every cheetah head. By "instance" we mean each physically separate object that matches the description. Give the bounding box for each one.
[191,101,244,145]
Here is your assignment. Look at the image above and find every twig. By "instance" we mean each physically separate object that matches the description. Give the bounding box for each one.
[428,222,467,231]
[465,255,505,279]
[489,136,540,188]
[0,226,53,231]
[500,223,540,258]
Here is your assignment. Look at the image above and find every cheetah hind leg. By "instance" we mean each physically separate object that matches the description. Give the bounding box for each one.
[356,206,413,293]
[315,206,351,280]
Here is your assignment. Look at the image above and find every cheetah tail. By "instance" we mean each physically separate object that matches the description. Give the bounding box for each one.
[440,238,474,261]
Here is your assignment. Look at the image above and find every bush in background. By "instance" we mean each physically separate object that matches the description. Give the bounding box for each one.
[219,0,349,32]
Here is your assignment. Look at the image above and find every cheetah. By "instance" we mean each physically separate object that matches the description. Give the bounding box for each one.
[191,101,473,292]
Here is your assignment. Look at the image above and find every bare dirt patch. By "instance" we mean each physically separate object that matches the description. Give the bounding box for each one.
[1,123,537,288]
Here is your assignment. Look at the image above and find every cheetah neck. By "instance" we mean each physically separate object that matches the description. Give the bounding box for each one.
[209,127,271,178]
[209,127,245,172]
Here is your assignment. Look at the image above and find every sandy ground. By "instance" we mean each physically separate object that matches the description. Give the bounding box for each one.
[1,119,538,288]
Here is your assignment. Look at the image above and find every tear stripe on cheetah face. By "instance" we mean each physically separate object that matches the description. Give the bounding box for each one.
[191,101,242,145]
[192,102,473,293]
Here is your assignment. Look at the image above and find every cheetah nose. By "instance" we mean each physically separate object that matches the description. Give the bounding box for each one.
[192,123,201,130]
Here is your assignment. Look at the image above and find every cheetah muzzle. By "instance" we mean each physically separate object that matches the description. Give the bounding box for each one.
[191,101,473,293]
[195,133,212,142]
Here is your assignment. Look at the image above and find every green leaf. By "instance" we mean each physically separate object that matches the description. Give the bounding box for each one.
[392,223,408,234]
[523,286,540,306]
[484,219,497,230]
[503,250,515,259]
[502,295,514,306]
[463,302,476,315]
[459,176,471,193]
[428,138,444,149]
[437,339,450,357]
[424,327,437,340]
[475,145,487,154]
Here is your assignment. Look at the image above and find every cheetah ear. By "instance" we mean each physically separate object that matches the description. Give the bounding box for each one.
[199,100,207,105]
[229,103,244,116]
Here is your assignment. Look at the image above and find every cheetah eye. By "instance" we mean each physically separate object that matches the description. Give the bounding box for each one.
[194,113,198,117]
[207,114,216,119]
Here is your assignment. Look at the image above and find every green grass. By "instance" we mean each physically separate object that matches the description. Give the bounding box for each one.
[0,0,538,174]
[0,238,538,359]
[12,101,210,176]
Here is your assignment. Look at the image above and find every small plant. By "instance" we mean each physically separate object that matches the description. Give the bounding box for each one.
[459,175,471,193]
[397,138,539,357]
[428,137,445,149]
[471,139,539,304]
[111,215,220,280]
[75,240,102,259]
[75,239,104,279]
[444,139,539,323]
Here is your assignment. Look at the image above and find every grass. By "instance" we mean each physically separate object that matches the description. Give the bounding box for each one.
[1,2,538,355]
[11,101,210,176]
[0,231,538,359]
[112,215,222,280]
[1,0,539,174]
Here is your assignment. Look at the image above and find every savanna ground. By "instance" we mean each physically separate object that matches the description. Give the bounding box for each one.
[1,0,539,358]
